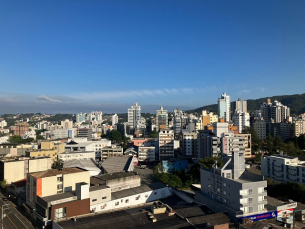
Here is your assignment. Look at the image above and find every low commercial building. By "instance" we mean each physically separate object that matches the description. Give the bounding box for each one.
[90,171,141,192]
[26,141,64,161]
[58,151,95,161]
[97,146,123,161]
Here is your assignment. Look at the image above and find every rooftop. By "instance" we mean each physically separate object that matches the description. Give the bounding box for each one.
[42,192,76,204]
[111,182,166,199]
[30,167,87,178]
[90,171,139,186]
[101,156,132,174]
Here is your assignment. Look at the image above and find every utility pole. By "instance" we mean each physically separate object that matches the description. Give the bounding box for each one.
[1,203,10,229]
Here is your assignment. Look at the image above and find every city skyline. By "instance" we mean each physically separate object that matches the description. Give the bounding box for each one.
[1,1,305,113]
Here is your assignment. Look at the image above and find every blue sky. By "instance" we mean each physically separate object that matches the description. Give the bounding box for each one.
[1,0,305,113]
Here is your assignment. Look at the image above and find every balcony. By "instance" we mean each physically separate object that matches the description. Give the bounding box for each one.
[257,191,267,196]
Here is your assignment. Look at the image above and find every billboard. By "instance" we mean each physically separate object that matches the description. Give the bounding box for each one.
[277,208,294,224]
[239,211,277,223]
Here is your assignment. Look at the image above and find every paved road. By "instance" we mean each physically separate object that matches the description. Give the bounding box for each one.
[0,193,34,229]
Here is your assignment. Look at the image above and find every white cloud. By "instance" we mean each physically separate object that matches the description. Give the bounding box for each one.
[72,87,200,101]
[37,95,61,103]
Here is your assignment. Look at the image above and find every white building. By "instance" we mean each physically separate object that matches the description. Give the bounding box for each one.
[232,111,250,134]
[218,92,230,122]
[58,151,95,161]
[50,129,69,140]
[90,182,172,213]
[128,103,141,130]
[195,151,267,223]
[112,114,118,126]
[0,120,7,128]
[261,154,305,185]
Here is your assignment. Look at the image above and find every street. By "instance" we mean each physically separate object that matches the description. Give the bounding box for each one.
[0,193,34,229]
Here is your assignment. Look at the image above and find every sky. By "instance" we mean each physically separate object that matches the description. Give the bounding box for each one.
[1,0,305,114]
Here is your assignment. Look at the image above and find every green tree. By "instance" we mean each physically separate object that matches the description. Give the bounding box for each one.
[149,131,158,138]
[51,159,64,170]
[107,130,122,143]
[8,135,24,144]
[1,180,6,190]
[157,173,169,184]
[168,175,182,189]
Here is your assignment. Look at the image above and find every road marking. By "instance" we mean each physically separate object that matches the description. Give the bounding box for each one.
[0,205,18,229]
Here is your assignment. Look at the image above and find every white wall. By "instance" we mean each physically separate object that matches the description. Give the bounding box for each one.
[90,186,172,213]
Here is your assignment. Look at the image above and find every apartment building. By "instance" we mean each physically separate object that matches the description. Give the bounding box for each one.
[180,131,197,157]
[156,106,168,131]
[195,151,268,223]
[253,120,266,140]
[261,154,305,185]
[218,92,230,122]
[232,111,250,134]
[159,129,174,160]
[14,122,29,136]
[26,141,64,161]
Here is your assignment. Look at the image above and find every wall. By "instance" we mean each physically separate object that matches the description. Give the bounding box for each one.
[28,158,52,173]
[91,186,172,213]
[4,161,24,184]
[89,187,111,206]
[51,198,90,220]
[106,175,141,192]
[41,176,57,197]
[63,171,90,193]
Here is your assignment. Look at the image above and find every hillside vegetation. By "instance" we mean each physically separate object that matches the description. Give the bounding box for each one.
[187,93,305,115]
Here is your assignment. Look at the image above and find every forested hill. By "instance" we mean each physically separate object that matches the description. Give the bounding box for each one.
[186,93,305,115]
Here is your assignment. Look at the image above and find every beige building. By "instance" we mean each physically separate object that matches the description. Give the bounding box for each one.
[26,141,65,161]
[234,134,252,159]
[60,119,73,129]
[0,157,52,184]
[26,167,90,208]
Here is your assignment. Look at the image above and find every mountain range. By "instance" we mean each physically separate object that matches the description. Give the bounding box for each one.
[187,93,305,115]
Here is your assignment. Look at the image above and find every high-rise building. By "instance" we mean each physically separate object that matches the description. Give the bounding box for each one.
[159,129,174,160]
[112,114,118,126]
[232,98,247,113]
[61,119,73,129]
[76,112,86,123]
[173,109,183,135]
[128,103,141,130]
[180,131,197,157]
[218,92,230,122]
[232,111,250,133]
[253,120,266,140]
[156,106,168,131]
[261,99,290,123]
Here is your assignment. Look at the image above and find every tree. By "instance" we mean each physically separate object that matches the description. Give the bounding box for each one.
[107,130,122,143]
[8,135,24,144]
[149,131,158,138]
[1,180,6,190]
[51,159,64,170]
[168,175,183,189]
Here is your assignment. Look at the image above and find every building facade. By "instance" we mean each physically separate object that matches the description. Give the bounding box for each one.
[159,129,174,160]
[218,92,230,122]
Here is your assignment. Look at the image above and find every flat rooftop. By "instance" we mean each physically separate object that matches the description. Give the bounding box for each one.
[30,167,86,178]
[270,154,297,160]
[111,182,166,199]
[90,171,139,186]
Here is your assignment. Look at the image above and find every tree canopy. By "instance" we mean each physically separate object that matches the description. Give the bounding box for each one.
[8,135,34,144]
[51,159,64,170]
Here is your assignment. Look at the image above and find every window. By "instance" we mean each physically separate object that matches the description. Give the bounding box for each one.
[125,199,129,203]
[54,207,66,220]
[92,199,97,202]
[115,202,119,206]
[154,192,157,195]
[145,194,148,198]
[57,177,63,182]
[102,196,107,199]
